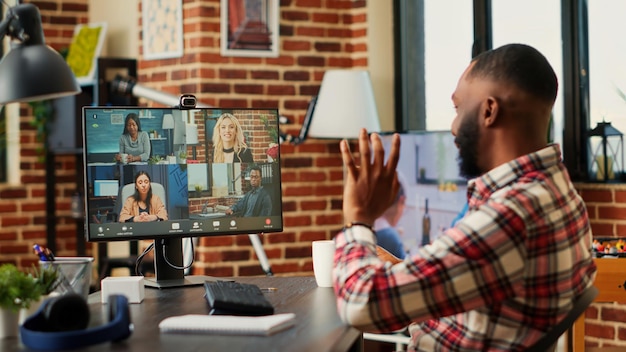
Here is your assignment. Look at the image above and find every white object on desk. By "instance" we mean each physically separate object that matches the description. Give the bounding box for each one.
[159,313,296,336]
[312,240,335,287]
[101,276,145,303]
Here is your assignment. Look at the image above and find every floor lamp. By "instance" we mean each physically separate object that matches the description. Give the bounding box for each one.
[281,69,381,144]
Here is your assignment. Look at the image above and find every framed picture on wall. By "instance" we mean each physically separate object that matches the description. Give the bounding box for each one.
[220,0,280,58]
[143,0,184,60]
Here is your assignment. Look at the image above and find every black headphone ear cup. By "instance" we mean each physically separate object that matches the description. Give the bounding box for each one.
[43,293,90,331]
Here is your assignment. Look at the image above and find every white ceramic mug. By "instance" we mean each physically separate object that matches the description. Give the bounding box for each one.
[120,153,128,164]
[312,240,335,287]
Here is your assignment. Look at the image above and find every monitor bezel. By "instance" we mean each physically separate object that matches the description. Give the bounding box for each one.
[82,106,284,244]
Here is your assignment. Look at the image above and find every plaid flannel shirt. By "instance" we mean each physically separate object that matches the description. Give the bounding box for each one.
[333,144,597,351]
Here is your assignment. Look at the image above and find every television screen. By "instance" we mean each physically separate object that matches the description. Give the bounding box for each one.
[377,132,467,257]
[82,107,283,286]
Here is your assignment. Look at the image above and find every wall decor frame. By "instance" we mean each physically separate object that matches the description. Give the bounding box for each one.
[220,0,280,58]
[66,22,107,85]
[142,0,184,60]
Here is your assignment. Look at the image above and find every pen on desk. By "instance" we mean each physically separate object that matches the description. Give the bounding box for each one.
[260,287,278,293]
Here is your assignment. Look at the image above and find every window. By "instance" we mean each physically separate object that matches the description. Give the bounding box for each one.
[588,1,626,138]
[491,0,563,147]
[394,0,599,182]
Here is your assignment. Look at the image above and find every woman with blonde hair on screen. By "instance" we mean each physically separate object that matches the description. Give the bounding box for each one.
[212,113,253,163]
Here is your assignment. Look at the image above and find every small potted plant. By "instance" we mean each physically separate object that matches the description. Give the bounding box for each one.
[194,184,203,198]
[0,264,42,338]
[178,150,188,164]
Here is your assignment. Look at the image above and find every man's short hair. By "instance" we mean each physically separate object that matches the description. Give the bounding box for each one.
[250,166,262,176]
[468,43,558,104]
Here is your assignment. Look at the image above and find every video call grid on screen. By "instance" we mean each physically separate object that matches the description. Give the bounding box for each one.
[82,107,283,242]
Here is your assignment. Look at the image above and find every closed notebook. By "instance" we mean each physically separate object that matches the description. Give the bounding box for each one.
[159,313,296,336]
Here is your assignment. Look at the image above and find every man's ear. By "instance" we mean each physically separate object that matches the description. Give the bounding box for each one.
[482,96,499,127]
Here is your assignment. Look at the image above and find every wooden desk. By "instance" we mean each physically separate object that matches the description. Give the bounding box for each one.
[1,276,363,352]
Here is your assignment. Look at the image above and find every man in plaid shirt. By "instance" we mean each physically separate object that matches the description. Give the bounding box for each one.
[333,44,597,351]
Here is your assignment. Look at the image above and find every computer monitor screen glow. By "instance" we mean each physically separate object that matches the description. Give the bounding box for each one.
[93,180,119,197]
[82,107,283,287]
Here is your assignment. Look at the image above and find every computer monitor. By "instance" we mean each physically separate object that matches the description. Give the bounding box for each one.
[377,131,467,256]
[82,107,283,288]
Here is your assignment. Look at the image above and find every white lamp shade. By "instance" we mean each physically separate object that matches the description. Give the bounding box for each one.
[308,70,381,139]
[162,114,175,129]
[185,124,199,144]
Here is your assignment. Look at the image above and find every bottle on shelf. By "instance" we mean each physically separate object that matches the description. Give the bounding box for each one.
[421,198,431,246]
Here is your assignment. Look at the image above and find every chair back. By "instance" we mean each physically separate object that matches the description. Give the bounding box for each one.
[528,285,599,351]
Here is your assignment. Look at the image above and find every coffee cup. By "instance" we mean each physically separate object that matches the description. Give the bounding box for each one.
[312,240,335,287]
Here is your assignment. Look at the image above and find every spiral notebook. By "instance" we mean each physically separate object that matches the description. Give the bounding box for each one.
[159,313,296,336]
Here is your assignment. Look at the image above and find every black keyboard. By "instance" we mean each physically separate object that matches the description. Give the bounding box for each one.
[203,280,275,316]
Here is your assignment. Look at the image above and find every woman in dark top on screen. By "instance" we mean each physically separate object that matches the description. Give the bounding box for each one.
[116,113,151,163]
[212,113,253,163]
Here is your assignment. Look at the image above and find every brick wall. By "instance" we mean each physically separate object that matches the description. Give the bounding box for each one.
[577,183,626,348]
[1,0,623,347]
[135,0,368,277]
[0,0,88,269]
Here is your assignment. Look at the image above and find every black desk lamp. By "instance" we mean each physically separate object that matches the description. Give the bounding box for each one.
[0,3,80,105]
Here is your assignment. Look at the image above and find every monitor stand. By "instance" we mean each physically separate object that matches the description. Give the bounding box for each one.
[144,238,220,289]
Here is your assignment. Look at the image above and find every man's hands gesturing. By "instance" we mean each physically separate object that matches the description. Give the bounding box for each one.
[340,129,401,228]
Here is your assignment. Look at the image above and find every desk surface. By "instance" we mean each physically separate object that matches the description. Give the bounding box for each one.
[2,276,362,352]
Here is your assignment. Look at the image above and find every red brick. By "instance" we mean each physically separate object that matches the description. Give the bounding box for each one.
[313,13,340,24]
[301,200,327,211]
[284,215,312,227]
[315,213,343,225]
[219,99,248,108]
[295,0,322,8]
[329,57,354,67]
[586,322,615,339]
[282,10,310,21]
[283,40,312,51]
[251,70,280,80]
[285,245,311,258]
[219,69,247,79]
[283,157,313,168]
[199,236,234,247]
[267,85,296,96]
[234,84,264,95]
[315,42,341,52]
[298,56,326,67]
[590,222,615,237]
[602,307,626,323]
[283,71,310,81]
[597,206,626,220]
[583,189,614,203]
[614,190,626,203]
[315,156,343,167]
[267,232,296,244]
[221,250,250,262]
[1,217,30,227]
[283,186,314,197]
[299,231,328,242]
[297,26,325,37]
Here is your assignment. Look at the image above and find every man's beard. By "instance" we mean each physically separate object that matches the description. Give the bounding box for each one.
[455,112,483,179]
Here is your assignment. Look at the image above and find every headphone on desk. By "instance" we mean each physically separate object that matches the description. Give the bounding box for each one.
[20,293,132,350]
